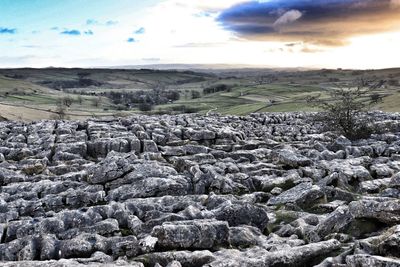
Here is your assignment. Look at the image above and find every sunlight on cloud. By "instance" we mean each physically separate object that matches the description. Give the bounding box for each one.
[97,0,400,69]
[391,0,400,7]
[273,10,302,27]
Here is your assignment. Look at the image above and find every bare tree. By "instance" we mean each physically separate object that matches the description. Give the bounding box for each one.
[306,80,385,140]
[77,94,83,105]
[52,101,68,120]
[92,96,102,107]
[61,96,74,107]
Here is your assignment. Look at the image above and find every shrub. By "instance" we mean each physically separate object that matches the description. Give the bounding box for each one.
[138,102,153,112]
[191,90,201,99]
[306,80,385,140]
[61,96,74,107]
[169,105,199,113]
[52,101,68,120]
[77,95,83,105]
[92,96,102,107]
[203,84,231,94]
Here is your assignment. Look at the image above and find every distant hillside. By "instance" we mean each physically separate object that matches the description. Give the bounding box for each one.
[0,67,398,121]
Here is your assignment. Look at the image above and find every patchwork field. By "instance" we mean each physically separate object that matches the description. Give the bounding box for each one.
[0,67,399,120]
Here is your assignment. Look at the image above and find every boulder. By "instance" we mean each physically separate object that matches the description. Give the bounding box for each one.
[268,182,325,209]
[134,250,215,267]
[151,220,229,249]
[315,205,354,240]
[272,149,312,168]
[349,198,400,224]
[213,202,269,231]
[206,239,341,267]
[87,152,137,184]
[346,254,400,267]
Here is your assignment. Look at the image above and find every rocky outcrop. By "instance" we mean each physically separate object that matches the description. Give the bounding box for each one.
[0,112,399,266]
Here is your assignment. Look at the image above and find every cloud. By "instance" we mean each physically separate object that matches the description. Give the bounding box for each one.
[273,10,302,27]
[0,27,16,34]
[194,11,212,18]
[127,37,136,43]
[174,42,225,48]
[142,58,161,62]
[391,0,400,7]
[134,27,145,34]
[172,0,248,12]
[87,19,118,26]
[217,0,400,46]
[60,29,81,36]
[301,47,324,53]
[86,19,99,25]
[285,42,302,47]
[22,45,41,48]
[84,30,94,35]
[106,20,118,26]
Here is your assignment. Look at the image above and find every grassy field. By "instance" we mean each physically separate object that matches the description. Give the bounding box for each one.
[0,67,399,121]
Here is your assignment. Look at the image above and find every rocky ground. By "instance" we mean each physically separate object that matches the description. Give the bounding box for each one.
[0,112,399,267]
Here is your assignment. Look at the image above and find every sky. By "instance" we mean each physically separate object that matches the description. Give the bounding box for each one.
[0,0,400,69]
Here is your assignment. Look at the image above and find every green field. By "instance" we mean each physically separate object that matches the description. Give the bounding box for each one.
[0,67,399,121]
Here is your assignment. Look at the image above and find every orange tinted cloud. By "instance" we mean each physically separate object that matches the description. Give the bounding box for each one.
[218,0,400,46]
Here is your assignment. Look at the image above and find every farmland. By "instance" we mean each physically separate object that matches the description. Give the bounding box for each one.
[0,67,399,121]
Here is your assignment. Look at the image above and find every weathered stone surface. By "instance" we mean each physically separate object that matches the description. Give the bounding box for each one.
[87,151,137,184]
[346,254,400,267]
[151,219,229,249]
[205,239,341,267]
[134,250,215,267]
[213,202,269,231]
[0,112,399,266]
[390,172,400,188]
[267,182,325,209]
[315,205,354,240]
[349,198,400,224]
[272,148,312,167]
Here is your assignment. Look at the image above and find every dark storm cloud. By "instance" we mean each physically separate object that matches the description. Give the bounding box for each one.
[217,0,400,46]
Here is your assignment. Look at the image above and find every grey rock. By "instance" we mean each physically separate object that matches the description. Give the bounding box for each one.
[315,205,354,240]
[142,140,158,153]
[134,250,215,267]
[268,182,325,209]
[166,261,182,267]
[151,219,229,249]
[213,202,269,231]
[370,164,395,178]
[360,178,391,193]
[186,128,216,141]
[390,172,400,188]
[346,254,400,267]
[272,148,312,167]
[206,239,341,267]
[1,112,400,266]
[349,198,400,224]
[330,136,352,151]
[87,151,137,184]
[59,234,106,259]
